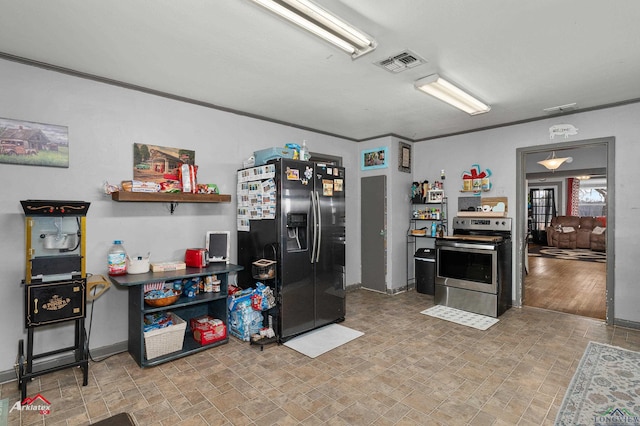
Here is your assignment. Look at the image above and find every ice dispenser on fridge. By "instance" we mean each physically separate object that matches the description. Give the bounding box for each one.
[286,212,307,252]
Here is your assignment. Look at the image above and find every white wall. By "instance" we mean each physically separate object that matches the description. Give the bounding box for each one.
[0,59,360,373]
[412,103,640,325]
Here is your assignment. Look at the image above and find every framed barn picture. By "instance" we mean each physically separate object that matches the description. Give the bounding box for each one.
[0,117,69,168]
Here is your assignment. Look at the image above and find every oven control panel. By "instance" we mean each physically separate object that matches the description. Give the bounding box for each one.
[452,217,512,232]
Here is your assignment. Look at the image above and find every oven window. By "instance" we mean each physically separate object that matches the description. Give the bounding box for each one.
[439,249,493,285]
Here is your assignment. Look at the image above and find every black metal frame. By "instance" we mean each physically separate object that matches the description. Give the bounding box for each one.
[17,318,88,401]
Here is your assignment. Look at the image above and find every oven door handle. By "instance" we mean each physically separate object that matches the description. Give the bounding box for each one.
[437,241,497,250]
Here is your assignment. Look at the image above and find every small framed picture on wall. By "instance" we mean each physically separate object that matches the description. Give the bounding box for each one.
[399,142,411,173]
[361,146,388,171]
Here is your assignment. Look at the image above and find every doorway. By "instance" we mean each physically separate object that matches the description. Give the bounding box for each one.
[528,187,556,245]
[360,175,387,293]
[516,137,615,323]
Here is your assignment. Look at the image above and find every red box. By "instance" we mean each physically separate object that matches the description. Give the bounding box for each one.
[190,315,214,330]
[191,316,227,345]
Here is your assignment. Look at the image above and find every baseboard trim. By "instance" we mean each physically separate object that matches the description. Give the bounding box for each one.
[614,318,640,330]
[0,341,128,385]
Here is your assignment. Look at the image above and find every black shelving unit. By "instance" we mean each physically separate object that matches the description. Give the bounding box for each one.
[249,255,279,350]
[109,263,243,367]
[406,196,447,291]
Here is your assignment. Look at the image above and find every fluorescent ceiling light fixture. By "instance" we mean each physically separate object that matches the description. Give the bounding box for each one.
[249,0,376,59]
[575,175,591,180]
[537,151,573,171]
[414,74,491,115]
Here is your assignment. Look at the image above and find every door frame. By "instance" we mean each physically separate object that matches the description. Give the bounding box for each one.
[515,137,615,324]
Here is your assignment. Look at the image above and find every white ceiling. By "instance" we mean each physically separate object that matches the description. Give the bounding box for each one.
[1,1,640,142]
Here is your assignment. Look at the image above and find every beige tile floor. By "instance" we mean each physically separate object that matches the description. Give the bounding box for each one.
[3,289,640,425]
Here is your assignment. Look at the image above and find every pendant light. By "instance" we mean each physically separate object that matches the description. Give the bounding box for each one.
[537,151,572,171]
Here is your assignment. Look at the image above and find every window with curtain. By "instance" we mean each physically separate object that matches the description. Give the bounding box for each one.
[567,177,580,216]
[578,178,607,217]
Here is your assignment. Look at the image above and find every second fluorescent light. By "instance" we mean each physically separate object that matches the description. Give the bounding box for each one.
[414,74,491,115]
[250,0,376,59]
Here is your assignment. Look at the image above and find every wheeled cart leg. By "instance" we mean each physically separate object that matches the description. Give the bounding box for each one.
[76,319,89,386]
[17,319,89,402]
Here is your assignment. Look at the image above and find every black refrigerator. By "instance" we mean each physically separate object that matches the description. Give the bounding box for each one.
[237,158,346,341]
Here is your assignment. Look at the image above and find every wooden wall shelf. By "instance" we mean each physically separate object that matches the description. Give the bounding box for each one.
[111,191,231,203]
[460,189,490,193]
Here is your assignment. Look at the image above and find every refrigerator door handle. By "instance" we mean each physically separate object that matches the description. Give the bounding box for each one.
[315,191,322,263]
[310,191,318,263]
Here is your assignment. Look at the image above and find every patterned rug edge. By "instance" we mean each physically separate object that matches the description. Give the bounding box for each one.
[528,246,607,263]
[554,341,640,425]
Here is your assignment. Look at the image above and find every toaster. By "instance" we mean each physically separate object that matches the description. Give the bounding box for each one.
[184,248,209,268]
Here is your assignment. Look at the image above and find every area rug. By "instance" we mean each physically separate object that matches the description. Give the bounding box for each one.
[283,324,363,358]
[555,342,640,426]
[528,245,606,263]
[420,305,499,330]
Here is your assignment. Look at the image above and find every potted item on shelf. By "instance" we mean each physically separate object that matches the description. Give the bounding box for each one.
[411,182,423,203]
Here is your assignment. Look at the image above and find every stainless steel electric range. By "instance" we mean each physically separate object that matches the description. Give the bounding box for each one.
[435,216,512,318]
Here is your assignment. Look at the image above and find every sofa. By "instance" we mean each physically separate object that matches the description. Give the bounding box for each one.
[546,216,606,251]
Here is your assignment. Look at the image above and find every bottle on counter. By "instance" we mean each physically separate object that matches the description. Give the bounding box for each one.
[300,140,309,161]
[108,240,127,276]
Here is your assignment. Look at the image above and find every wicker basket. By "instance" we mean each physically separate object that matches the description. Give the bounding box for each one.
[252,259,276,279]
[144,290,181,307]
[144,312,186,359]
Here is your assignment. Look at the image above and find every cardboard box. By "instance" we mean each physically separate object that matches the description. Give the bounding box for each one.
[150,261,186,272]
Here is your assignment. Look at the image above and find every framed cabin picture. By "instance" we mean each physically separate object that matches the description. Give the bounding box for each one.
[0,117,69,168]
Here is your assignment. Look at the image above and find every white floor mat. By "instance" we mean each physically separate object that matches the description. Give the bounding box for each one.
[421,305,499,330]
[284,324,364,358]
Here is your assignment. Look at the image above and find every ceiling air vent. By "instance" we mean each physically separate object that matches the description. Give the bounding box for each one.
[375,50,426,73]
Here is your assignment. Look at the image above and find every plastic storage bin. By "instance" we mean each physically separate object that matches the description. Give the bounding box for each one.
[143,312,186,359]
[254,147,295,166]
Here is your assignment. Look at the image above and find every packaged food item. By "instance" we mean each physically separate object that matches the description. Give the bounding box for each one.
[190,315,227,345]
[143,312,175,332]
[178,164,199,193]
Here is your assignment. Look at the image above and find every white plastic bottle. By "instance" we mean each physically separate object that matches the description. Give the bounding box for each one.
[108,240,127,276]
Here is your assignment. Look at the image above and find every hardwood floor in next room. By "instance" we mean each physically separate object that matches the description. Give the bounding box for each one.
[524,254,606,320]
